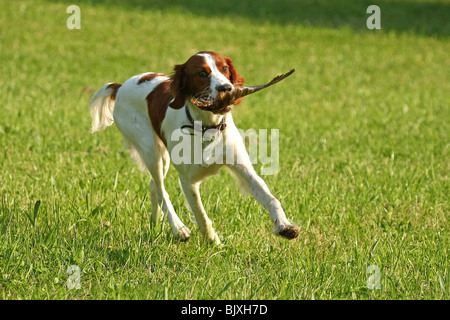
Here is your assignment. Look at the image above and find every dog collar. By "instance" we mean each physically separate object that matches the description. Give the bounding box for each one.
[181,106,227,135]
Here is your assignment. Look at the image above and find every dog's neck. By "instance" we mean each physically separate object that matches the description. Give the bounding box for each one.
[185,101,226,127]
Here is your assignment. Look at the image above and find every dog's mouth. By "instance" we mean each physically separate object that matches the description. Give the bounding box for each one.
[190,69,295,114]
[190,96,232,114]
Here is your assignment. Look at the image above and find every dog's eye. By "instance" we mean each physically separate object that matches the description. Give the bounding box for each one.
[222,66,228,73]
[199,70,209,78]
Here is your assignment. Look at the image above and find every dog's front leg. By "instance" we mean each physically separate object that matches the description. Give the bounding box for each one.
[227,163,299,240]
[179,178,221,245]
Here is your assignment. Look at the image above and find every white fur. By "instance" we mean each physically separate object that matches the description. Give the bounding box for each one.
[89,56,297,244]
[89,83,117,132]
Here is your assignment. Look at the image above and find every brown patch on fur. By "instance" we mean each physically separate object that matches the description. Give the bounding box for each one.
[106,83,122,101]
[224,57,245,106]
[146,80,173,144]
[170,55,211,109]
[170,52,245,109]
[137,73,166,85]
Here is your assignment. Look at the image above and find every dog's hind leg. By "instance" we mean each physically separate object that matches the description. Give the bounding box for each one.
[149,149,171,223]
[144,148,191,241]
[150,180,163,223]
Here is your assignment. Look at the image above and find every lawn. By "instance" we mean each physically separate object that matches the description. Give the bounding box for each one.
[0,0,448,300]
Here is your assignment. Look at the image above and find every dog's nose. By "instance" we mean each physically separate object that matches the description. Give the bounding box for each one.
[216,84,232,92]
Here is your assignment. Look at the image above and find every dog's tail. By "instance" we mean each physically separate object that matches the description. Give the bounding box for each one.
[89,82,122,133]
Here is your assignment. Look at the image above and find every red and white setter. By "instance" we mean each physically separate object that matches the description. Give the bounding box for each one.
[89,51,299,244]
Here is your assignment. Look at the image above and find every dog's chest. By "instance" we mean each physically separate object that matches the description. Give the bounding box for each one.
[168,128,228,166]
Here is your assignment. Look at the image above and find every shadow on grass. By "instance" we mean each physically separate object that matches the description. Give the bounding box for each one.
[49,0,448,37]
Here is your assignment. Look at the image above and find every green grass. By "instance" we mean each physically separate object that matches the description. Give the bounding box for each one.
[0,0,448,300]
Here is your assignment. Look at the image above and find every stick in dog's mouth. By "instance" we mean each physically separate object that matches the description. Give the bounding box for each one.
[191,69,295,113]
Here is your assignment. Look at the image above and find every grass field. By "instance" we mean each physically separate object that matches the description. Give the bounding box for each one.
[0,0,449,300]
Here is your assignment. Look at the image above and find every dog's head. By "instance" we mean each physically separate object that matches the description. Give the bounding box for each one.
[170,51,245,114]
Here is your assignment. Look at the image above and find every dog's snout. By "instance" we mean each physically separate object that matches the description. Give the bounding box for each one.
[216,84,232,92]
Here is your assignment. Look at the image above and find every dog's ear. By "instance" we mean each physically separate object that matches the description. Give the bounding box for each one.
[170,64,187,109]
[225,57,245,106]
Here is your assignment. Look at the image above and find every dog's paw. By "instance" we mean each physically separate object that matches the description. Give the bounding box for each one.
[278,224,299,240]
[176,226,191,242]
[206,233,221,245]
[202,230,221,245]
[211,233,221,245]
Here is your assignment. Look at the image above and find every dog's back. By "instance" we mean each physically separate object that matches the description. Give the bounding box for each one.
[90,73,172,170]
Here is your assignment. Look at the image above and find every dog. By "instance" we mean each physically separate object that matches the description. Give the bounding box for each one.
[89,51,299,244]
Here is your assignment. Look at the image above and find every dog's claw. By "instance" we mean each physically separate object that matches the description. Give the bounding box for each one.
[278,224,299,240]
